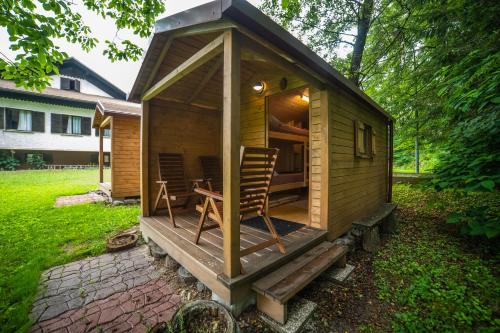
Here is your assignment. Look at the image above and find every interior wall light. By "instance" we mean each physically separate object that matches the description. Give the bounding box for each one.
[301,94,310,102]
[252,81,265,94]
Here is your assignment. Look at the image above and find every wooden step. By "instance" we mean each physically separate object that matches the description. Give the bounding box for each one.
[252,241,347,324]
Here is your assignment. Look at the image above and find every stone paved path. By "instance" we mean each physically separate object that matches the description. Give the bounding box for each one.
[30,246,181,332]
[55,192,106,207]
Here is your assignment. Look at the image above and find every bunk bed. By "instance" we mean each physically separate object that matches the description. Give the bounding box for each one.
[268,115,309,193]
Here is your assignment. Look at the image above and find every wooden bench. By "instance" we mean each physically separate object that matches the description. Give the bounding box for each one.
[353,203,397,252]
[252,242,347,324]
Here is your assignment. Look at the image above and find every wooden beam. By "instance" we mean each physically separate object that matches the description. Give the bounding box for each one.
[239,34,324,90]
[109,117,115,195]
[222,29,241,278]
[98,127,104,183]
[170,20,236,38]
[142,37,174,94]
[187,56,223,104]
[319,90,331,234]
[141,100,150,216]
[156,95,220,111]
[143,34,224,101]
[100,116,111,129]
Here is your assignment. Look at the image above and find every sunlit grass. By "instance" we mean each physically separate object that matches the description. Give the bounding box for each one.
[0,169,139,332]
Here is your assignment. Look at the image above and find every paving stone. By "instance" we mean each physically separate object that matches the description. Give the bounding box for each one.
[32,278,180,333]
[55,193,106,207]
[327,263,355,284]
[31,246,159,323]
[259,298,317,333]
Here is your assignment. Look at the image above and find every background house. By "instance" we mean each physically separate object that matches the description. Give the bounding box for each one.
[0,57,126,166]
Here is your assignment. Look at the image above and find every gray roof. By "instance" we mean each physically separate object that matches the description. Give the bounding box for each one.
[129,0,392,120]
[0,79,118,109]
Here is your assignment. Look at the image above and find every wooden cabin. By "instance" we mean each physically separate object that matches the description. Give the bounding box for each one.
[128,0,394,322]
[92,100,141,200]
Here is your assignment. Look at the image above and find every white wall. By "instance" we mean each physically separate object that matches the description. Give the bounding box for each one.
[49,75,112,97]
[0,97,110,152]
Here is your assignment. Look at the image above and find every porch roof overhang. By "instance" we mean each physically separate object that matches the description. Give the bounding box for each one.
[128,0,393,121]
[92,99,141,128]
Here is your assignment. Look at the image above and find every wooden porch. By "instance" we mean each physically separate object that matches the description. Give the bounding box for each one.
[140,211,327,304]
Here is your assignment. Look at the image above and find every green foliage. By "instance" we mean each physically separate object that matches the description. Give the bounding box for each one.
[447,206,500,239]
[1,0,165,91]
[26,153,46,169]
[0,151,20,171]
[0,169,139,331]
[376,185,500,332]
[432,110,500,191]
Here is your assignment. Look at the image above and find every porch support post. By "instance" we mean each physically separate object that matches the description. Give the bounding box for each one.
[141,100,150,216]
[98,126,104,183]
[222,29,241,278]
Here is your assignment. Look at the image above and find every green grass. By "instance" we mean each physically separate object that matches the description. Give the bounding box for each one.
[374,184,500,332]
[0,169,139,332]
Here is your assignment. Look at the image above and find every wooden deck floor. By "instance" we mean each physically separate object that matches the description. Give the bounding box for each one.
[140,211,327,298]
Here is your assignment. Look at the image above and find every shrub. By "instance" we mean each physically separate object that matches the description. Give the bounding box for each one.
[26,153,46,169]
[0,151,20,171]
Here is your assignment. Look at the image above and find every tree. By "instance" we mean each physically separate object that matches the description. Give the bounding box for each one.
[261,0,381,86]
[0,0,165,91]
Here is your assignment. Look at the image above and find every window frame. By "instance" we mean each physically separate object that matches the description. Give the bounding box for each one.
[354,120,376,159]
[2,107,45,133]
[51,113,91,136]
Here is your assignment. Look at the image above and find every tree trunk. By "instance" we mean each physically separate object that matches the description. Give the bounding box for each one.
[349,0,374,86]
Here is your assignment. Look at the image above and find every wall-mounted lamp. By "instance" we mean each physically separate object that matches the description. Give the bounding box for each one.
[301,94,310,102]
[252,81,265,94]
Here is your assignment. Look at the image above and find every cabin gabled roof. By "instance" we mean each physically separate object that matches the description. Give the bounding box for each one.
[93,99,141,128]
[128,0,392,120]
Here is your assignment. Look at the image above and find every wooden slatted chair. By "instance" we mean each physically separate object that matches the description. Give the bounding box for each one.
[193,147,285,261]
[199,155,223,193]
[153,153,202,227]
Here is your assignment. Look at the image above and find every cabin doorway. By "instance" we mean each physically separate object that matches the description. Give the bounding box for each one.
[267,86,310,225]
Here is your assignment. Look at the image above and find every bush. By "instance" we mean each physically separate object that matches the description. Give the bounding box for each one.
[447,205,500,239]
[0,152,20,171]
[432,110,500,192]
[27,153,46,169]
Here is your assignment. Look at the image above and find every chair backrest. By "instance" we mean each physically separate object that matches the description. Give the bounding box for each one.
[158,153,188,195]
[199,155,223,193]
[239,146,279,215]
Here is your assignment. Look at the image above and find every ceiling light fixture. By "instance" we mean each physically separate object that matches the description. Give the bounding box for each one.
[252,81,265,94]
[301,94,310,102]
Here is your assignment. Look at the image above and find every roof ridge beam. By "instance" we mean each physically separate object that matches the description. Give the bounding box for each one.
[142,33,225,101]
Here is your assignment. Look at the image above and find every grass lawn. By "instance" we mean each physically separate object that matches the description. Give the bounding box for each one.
[0,169,139,332]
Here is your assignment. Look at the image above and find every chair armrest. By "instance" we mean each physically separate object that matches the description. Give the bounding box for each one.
[156,180,168,184]
[191,178,206,183]
[194,188,224,201]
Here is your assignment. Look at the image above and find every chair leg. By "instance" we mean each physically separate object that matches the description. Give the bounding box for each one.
[262,215,286,254]
[153,183,166,215]
[164,189,176,228]
[194,198,210,244]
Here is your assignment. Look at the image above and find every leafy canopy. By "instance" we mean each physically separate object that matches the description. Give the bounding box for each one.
[0,0,165,91]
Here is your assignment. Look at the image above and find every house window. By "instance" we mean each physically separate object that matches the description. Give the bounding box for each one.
[51,114,91,135]
[94,128,111,137]
[2,108,45,132]
[355,120,376,158]
[60,77,80,92]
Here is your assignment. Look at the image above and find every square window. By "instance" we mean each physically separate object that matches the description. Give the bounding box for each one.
[355,120,376,158]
